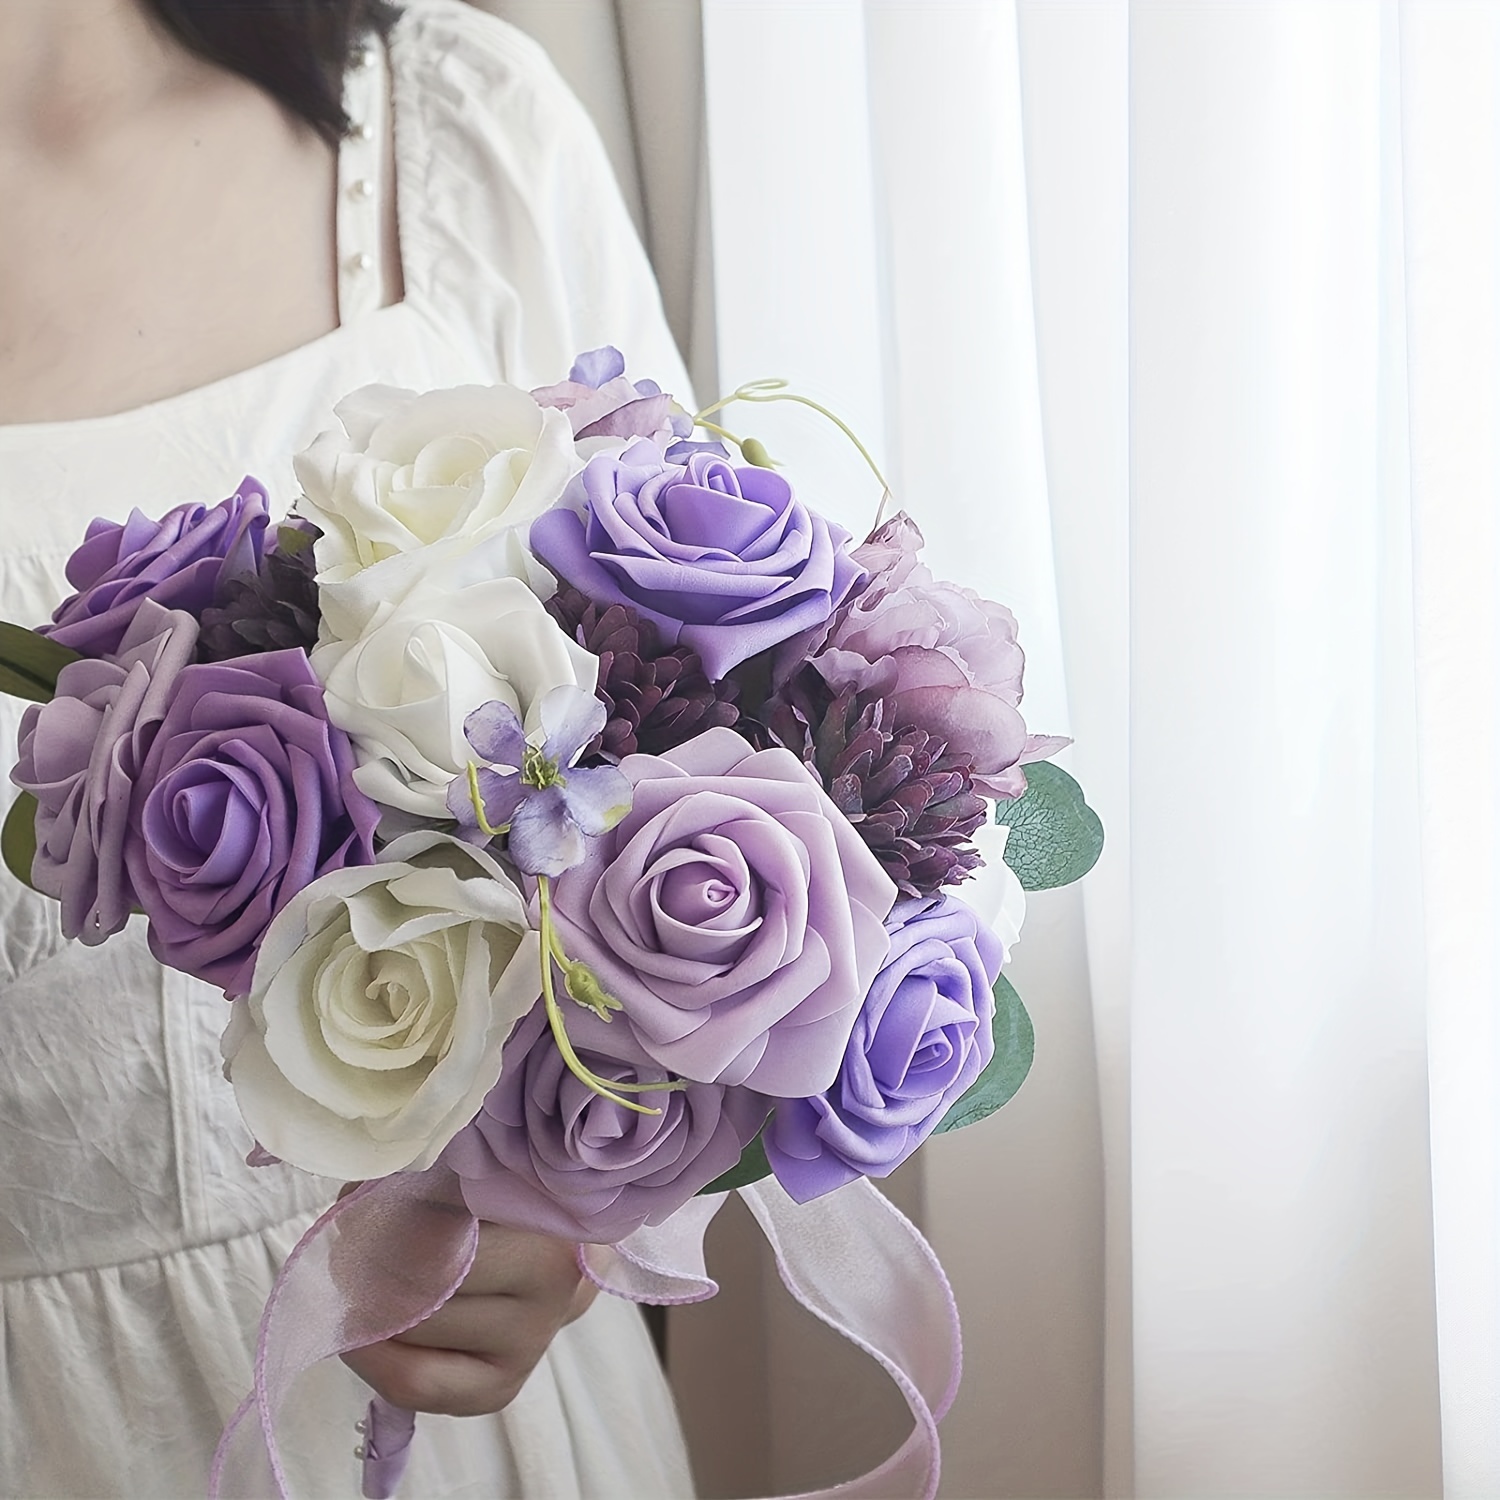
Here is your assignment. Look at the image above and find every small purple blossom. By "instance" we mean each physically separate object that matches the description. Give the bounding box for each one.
[446,685,633,877]
[531,346,676,446]
[44,480,270,658]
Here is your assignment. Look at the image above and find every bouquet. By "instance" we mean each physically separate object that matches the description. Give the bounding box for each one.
[0,349,1102,1500]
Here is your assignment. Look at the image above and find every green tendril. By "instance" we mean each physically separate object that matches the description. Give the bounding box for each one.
[693,379,894,523]
[535,877,688,1112]
[466,763,508,839]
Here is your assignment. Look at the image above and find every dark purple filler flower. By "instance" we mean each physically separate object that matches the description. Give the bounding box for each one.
[765,893,1002,1203]
[442,1001,770,1243]
[44,480,270,657]
[530,440,864,681]
[765,669,987,897]
[124,648,380,997]
[544,584,740,760]
[198,523,322,662]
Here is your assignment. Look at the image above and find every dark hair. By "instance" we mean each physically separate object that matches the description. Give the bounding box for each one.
[141,1,402,144]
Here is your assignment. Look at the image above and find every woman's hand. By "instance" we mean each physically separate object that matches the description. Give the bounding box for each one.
[340,1220,599,1417]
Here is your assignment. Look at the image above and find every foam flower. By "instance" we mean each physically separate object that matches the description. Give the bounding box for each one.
[447,685,632,877]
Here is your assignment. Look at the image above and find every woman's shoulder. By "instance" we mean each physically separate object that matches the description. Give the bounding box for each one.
[388,0,597,163]
[381,1,688,395]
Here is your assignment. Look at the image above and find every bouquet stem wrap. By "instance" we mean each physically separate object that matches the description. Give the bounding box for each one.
[210,1175,961,1500]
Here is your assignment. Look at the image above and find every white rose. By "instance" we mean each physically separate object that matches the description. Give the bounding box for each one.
[310,553,598,818]
[222,832,542,1180]
[293,382,578,633]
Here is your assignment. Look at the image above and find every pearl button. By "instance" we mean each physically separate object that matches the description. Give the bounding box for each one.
[356,46,377,70]
[347,252,374,274]
[348,178,375,200]
[347,120,373,142]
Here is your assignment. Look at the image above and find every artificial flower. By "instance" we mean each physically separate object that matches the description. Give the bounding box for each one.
[544,726,897,1096]
[530,440,864,680]
[44,480,269,657]
[11,602,199,942]
[447,685,632,877]
[311,559,598,820]
[544,584,740,760]
[805,512,1068,798]
[221,832,541,1179]
[125,647,379,997]
[765,893,1002,1202]
[442,1000,770,1243]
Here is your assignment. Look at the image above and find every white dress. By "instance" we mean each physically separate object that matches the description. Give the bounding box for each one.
[0,4,696,1495]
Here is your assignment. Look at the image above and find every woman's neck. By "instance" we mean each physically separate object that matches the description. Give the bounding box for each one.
[0,0,199,144]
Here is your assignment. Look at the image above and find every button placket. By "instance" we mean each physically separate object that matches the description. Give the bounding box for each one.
[336,35,389,324]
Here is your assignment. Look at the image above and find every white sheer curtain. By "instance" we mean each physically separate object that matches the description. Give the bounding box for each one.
[681,2,1500,1497]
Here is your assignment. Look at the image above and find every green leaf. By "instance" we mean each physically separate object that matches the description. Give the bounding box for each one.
[0,621,81,704]
[933,974,1034,1134]
[997,760,1104,892]
[698,1127,773,1195]
[2,793,39,891]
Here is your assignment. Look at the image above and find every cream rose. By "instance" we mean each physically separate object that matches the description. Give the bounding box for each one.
[310,552,599,818]
[221,832,541,1180]
[293,382,578,633]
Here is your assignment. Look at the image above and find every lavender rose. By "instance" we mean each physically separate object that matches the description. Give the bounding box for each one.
[804,512,1067,798]
[545,727,897,1096]
[124,648,380,996]
[765,893,1002,1203]
[442,1002,770,1243]
[530,440,864,681]
[44,480,269,657]
[11,602,198,943]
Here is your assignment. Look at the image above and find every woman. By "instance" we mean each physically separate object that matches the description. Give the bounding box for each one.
[0,0,695,1493]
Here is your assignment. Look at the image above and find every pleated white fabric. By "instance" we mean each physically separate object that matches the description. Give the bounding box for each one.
[0,3,694,1494]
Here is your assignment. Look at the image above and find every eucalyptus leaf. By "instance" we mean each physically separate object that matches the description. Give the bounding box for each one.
[933,974,1034,1134]
[2,793,39,892]
[997,760,1104,892]
[275,523,316,558]
[0,621,80,704]
[698,1126,772,1195]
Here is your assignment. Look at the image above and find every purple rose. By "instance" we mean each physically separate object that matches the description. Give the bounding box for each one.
[531,346,676,446]
[765,893,1002,1203]
[11,603,198,943]
[806,513,1067,798]
[124,648,380,997]
[44,479,270,657]
[442,1001,770,1243]
[545,727,897,1095]
[530,441,864,681]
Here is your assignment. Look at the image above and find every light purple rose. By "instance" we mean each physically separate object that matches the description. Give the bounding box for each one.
[124,648,380,997]
[530,441,864,681]
[442,1001,770,1243]
[531,346,676,446]
[765,893,1002,1203]
[11,602,199,943]
[805,512,1068,798]
[44,480,270,657]
[544,727,897,1095]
